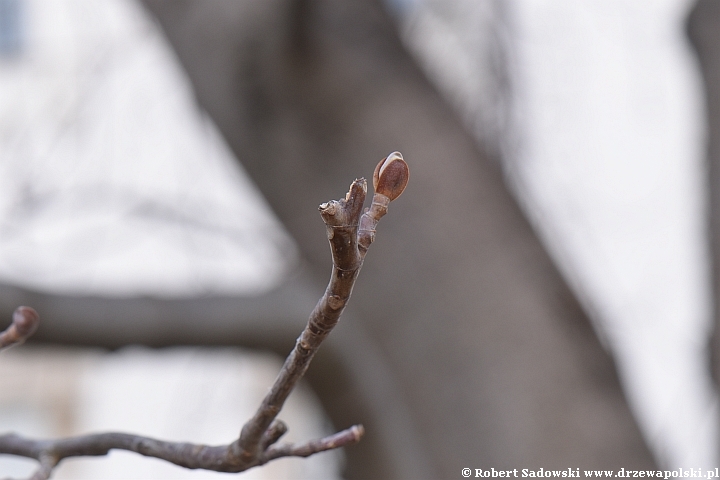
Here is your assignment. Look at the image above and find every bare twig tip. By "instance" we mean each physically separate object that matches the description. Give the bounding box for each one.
[261,419,289,450]
[351,424,365,441]
[346,178,367,200]
[353,177,367,191]
[373,151,409,201]
[13,306,40,338]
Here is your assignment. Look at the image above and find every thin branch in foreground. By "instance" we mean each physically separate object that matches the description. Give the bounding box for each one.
[0,154,408,480]
[233,151,408,461]
[0,425,364,479]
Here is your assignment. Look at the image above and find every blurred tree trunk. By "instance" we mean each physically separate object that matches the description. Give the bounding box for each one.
[687,1,720,396]
[138,0,655,477]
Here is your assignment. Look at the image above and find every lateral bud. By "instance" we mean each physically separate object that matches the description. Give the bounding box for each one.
[373,152,409,201]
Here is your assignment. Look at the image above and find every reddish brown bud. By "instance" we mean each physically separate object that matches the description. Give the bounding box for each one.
[373,152,409,201]
[12,306,39,338]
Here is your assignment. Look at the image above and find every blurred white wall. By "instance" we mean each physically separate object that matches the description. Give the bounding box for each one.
[0,0,296,298]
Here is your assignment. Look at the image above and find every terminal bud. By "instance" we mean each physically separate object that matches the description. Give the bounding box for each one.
[373,151,409,201]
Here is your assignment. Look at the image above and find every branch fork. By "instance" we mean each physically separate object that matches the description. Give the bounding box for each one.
[0,153,408,479]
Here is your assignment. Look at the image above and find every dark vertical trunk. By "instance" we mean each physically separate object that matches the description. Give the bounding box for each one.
[687,1,720,392]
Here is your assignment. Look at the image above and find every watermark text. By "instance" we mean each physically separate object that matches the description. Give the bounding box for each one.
[462,468,720,479]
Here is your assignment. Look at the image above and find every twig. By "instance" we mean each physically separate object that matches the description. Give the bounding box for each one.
[0,425,364,477]
[0,307,39,352]
[234,152,408,461]
[0,153,408,479]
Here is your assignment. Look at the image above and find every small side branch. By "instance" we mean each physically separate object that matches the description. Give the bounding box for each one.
[0,425,364,477]
[261,425,365,463]
[0,153,408,479]
[0,307,39,352]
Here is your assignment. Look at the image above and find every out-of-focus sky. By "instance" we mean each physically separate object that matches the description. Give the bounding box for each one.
[0,0,295,298]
